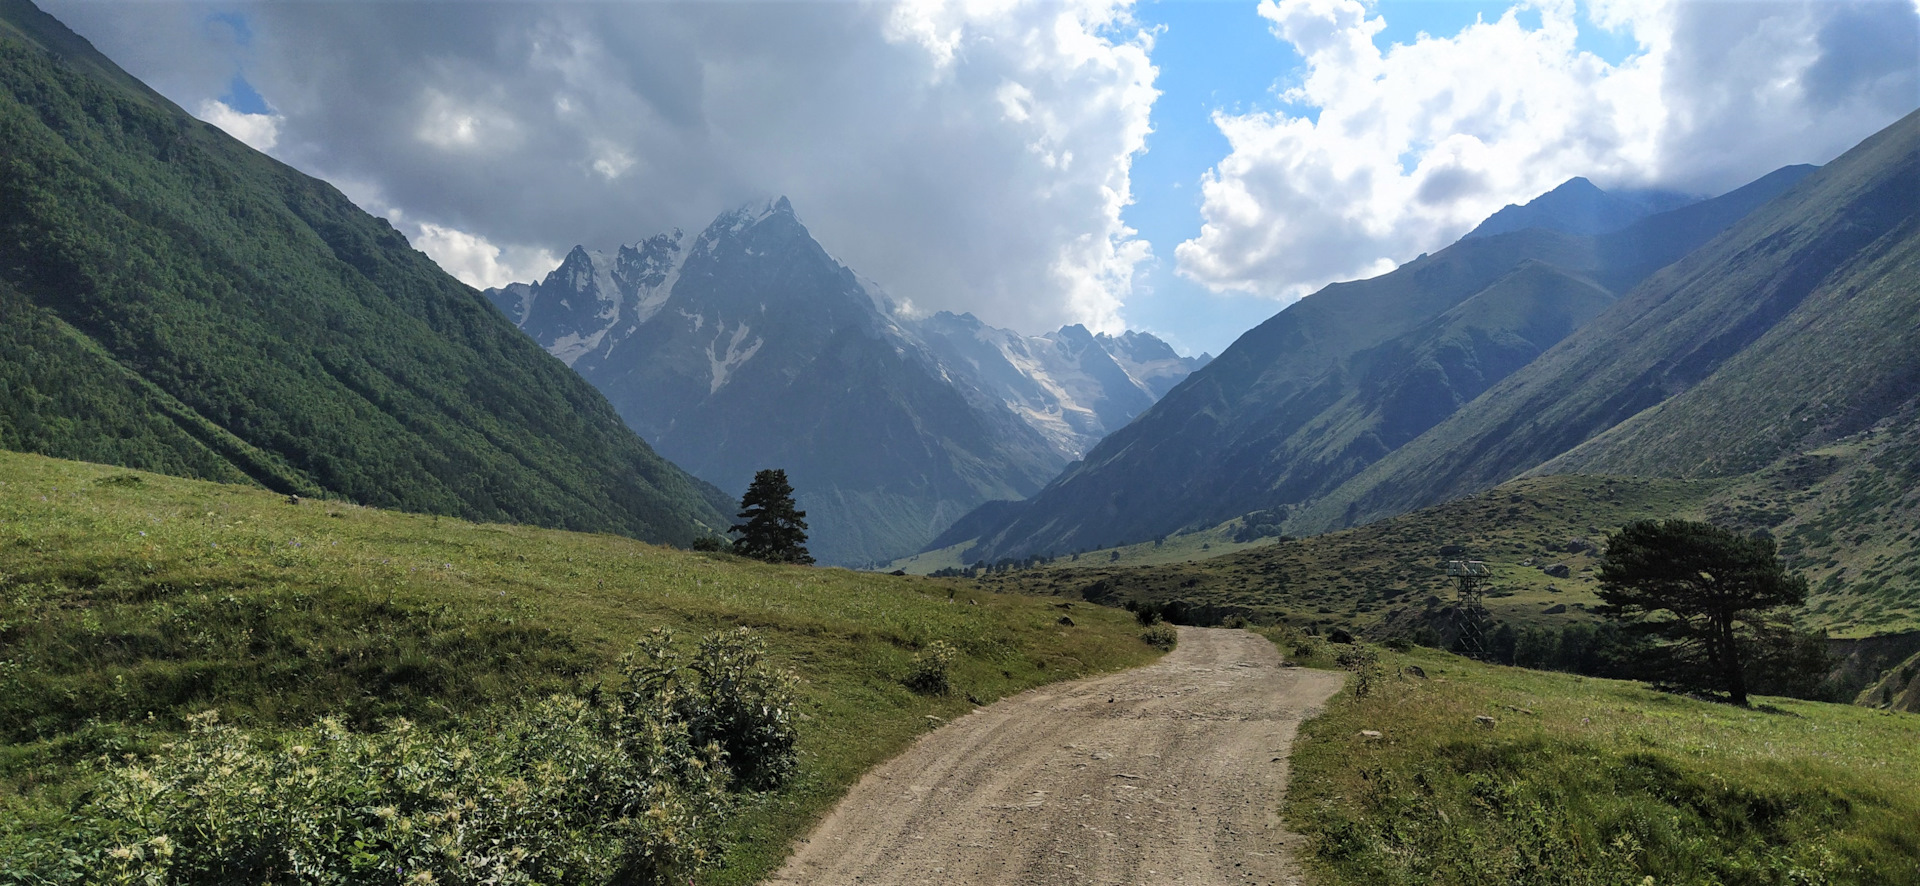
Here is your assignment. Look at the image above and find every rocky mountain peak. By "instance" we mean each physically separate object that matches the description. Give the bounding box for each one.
[486,197,1207,564]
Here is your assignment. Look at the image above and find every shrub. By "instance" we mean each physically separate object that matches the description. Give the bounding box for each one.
[1336,645,1384,698]
[903,640,958,695]
[1142,624,1178,651]
[14,629,800,885]
[28,702,730,886]
[1135,606,1163,627]
[687,630,800,790]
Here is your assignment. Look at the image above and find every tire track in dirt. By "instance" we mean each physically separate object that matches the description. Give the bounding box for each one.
[765,627,1344,885]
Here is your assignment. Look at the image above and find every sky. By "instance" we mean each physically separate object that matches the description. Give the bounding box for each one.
[41,0,1920,357]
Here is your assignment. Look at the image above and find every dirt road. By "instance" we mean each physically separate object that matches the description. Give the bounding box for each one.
[765,627,1345,886]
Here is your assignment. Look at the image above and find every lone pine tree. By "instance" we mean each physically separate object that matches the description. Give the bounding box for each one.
[1596,519,1808,706]
[730,469,813,565]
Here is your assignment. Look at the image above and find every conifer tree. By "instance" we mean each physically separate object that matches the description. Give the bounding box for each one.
[1596,519,1807,706]
[729,469,813,565]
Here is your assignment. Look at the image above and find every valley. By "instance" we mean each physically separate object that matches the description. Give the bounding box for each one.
[0,0,1916,883]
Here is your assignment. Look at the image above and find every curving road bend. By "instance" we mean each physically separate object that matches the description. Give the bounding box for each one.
[765,627,1345,886]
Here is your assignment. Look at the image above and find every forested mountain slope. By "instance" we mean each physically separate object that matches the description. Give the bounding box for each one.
[0,0,729,544]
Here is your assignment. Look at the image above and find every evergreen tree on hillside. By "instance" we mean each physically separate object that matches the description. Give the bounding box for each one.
[730,469,813,565]
[1596,519,1808,706]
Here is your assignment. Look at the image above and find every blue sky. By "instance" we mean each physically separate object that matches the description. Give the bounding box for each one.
[1122,0,1673,353]
[48,0,1920,357]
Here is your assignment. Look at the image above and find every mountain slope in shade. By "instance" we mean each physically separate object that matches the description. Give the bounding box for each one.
[0,0,730,544]
[486,202,1204,566]
[1295,109,1919,538]
[938,165,1815,562]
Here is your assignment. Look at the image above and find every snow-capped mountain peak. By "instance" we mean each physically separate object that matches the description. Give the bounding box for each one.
[482,198,1204,565]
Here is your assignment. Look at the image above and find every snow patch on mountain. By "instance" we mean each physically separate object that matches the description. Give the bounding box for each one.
[910,313,1209,460]
[707,322,764,394]
[550,327,613,367]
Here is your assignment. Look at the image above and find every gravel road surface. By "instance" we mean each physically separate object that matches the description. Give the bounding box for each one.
[765,627,1344,885]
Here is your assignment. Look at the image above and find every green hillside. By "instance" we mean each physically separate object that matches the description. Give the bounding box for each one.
[970,474,1720,634]
[0,0,729,545]
[1283,640,1920,885]
[969,441,1920,641]
[1296,110,1920,541]
[1857,649,1920,712]
[0,450,1156,882]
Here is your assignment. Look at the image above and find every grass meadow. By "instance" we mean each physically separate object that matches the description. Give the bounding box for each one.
[0,451,1158,882]
[1275,637,1920,885]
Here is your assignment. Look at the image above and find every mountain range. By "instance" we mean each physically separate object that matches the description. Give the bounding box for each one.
[932,109,1919,636]
[485,203,1205,565]
[935,161,1821,561]
[0,0,729,544]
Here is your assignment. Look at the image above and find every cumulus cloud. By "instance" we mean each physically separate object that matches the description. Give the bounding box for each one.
[1177,0,1918,301]
[884,0,1157,331]
[195,98,281,151]
[44,0,1159,336]
[411,222,560,292]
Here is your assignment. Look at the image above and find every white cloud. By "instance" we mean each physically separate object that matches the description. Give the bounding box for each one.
[46,2,1162,338]
[1177,0,1917,302]
[414,88,518,151]
[590,141,637,180]
[882,0,1158,332]
[411,222,559,292]
[195,98,282,152]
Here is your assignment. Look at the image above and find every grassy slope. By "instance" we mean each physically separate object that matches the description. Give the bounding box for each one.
[1281,643,1920,885]
[971,475,1719,634]
[1856,649,1920,712]
[1700,421,1920,636]
[0,3,729,545]
[885,520,1283,575]
[0,451,1158,882]
[977,425,1920,639]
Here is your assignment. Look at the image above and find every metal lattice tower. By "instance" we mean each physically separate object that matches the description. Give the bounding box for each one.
[1446,560,1492,660]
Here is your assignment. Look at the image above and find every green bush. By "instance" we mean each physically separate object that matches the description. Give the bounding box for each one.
[8,629,798,885]
[903,640,958,695]
[1142,624,1178,651]
[1335,645,1384,698]
[623,628,799,791]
